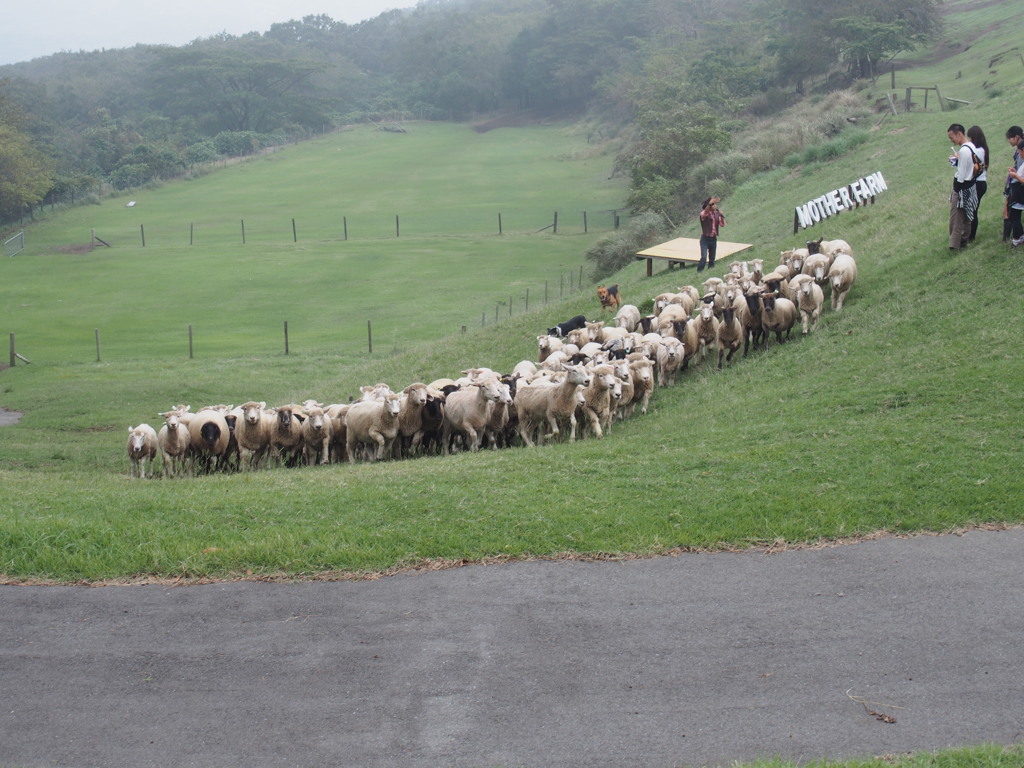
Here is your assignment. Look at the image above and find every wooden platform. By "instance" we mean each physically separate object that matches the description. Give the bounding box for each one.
[636,238,754,276]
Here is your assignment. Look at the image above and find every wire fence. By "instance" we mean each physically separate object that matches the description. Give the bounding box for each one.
[87,208,629,250]
[6,265,595,368]
[3,231,25,258]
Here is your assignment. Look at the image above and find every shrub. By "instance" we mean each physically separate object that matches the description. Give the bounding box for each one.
[585,211,670,280]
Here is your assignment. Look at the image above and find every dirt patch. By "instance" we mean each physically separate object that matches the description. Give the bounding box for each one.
[472,107,582,133]
[0,408,23,426]
[54,243,97,255]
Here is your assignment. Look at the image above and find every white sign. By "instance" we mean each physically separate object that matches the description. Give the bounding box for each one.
[794,171,888,232]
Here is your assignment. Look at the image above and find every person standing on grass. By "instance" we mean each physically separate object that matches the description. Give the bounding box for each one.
[947,123,978,251]
[966,125,989,243]
[1004,125,1024,247]
[698,196,725,273]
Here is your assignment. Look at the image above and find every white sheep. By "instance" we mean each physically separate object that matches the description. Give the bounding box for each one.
[483,380,515,449]
[157,411,191,477]
[779,248,808,276]
[234,401,275,469]
[346,392,402,462]
[300,405,333,465]
[126,424,158,478]
[802,253,830,284]
[578,363,618,438]
[442,375,505,453]
[656,336,684,387]
[626,356,655,416]
[537,334,564,363]
[692,300,720,364]
[827,252,857,311]
[793,274,825,334]
[614,304,642,332]
[514,363,591,446]
[612,358,634,421]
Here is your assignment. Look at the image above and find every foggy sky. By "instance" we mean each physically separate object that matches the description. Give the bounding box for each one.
[3,0,419,66]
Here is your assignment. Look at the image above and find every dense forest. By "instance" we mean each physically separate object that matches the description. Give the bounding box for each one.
[0,0,941,228]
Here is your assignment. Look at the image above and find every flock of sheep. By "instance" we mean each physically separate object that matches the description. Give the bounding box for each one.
[126,236,857,478]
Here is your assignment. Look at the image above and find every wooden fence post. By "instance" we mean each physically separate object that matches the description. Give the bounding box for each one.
[9,332,14,367]
[343,216,348,241]
[95,329,101,363]
[292,219,298,243]
[190,222,194,246]
[140,224,145,247]
[284,321,290,355]
[525,287,529,312]
[583,211,588,233]
[553,211,558,234]
[498,213,503,235]
[367,320,373,354]
[188,325,193,359]
[395,215,400,238]
[241,219,246,244]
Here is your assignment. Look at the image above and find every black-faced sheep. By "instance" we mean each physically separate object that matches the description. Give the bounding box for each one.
[716,305,743,369]
[186,409,231,473]
[807,237,853,263]
[738,287,766,355]
[269,405,305,467]
[666,319,700,372]
[759,293,798,349]
[127,424,158,478]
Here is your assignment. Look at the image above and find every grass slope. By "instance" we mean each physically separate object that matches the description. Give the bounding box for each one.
[0,0,1022,583]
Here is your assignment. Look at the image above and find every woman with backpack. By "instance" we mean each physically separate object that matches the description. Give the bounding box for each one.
[966,125,989,243]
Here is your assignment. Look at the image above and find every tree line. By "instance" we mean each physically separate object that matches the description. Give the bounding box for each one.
[0,0,941,227]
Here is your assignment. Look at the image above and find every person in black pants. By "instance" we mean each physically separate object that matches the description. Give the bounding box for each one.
[698,197,725,273]
[967,125,990,243]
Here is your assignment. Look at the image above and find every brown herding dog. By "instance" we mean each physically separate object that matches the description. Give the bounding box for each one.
[597,284,621,312]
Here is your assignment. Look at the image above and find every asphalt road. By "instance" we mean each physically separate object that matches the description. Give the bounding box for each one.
[2,528,1021,768]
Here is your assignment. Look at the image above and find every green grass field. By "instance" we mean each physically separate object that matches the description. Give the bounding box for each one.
[1,0,1022,588]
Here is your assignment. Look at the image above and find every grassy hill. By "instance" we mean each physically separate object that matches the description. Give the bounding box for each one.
[0,0,1022,584]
